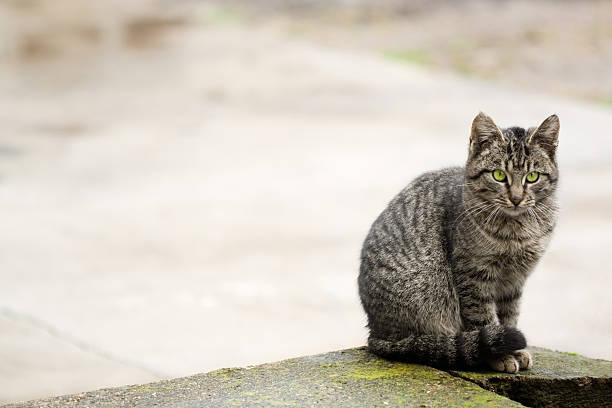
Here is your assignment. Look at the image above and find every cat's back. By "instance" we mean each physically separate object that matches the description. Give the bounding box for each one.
[361,166,464,266]
[398,166,464,212]
[359,167,465,336]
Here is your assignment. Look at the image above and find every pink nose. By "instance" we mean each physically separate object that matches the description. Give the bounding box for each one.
[511,195,522,205]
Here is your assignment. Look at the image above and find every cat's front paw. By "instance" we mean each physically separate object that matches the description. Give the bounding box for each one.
[512,349,533,370]
[486,354,520,373]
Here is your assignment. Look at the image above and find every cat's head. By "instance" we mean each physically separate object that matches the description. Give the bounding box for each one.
[465,112,559,217]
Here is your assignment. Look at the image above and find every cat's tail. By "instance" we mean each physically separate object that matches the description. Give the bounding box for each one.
[367,325,526,368]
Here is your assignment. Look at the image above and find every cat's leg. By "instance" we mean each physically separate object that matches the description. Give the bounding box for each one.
[456,270,499,330]
[456,272,526,373]
[496,289,522,327]
[495,289,532,370]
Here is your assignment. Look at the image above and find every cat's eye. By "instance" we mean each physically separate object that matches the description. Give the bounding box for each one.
[492,169,506,182]
[526,171,539,183]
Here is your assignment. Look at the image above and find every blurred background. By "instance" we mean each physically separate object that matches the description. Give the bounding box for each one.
[1,0,611,404]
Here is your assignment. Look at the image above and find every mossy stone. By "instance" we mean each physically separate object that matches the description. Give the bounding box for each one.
[5,347,611,408]
[450,347,612,407]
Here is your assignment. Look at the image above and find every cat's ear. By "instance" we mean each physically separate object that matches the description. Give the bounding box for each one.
[526,114,559,157]
[469,112,506,156]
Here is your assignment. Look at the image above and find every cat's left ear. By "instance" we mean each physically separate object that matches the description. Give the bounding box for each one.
[526,114,560,157]
[469,112,507,157]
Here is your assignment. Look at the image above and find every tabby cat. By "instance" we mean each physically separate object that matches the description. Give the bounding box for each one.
[358,112,559,372]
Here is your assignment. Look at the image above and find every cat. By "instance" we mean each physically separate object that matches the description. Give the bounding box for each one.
[358,112,559,372]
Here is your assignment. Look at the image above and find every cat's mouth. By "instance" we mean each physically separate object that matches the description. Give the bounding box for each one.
[501,206,528,217]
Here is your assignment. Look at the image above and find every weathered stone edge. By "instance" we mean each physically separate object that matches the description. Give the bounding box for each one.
[449,347,612,408]
[1,347,519,408]
[3,347,611,408]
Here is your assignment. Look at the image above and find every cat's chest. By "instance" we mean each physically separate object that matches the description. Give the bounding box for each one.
[453,246,540,280]
[481,250,538,273]
[461,252,536,296]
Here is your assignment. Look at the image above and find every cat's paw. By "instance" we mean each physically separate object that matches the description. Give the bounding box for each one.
[486,354,520,373]
[512,349,533,370]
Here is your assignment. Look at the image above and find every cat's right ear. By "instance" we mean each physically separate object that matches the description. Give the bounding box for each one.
[469,112,507,157]
[526,114,559,158]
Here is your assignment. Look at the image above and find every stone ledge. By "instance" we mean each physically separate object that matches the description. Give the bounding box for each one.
[4,347,611,408]
[450,347,612,408]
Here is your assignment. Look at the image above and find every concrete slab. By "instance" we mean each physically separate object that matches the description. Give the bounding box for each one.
[6,347,611,408]
[5,348,524,408]
[452,347,612,407]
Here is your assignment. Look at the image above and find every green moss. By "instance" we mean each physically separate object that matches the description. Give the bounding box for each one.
[598,97,612,108]
[208,367,240,376]
[225,396,296,406]
[23,347,611,407]
[383,49,430,65]
[347,364,413,379]
[132,384,159,393]
[197,7,242,26]
[451,347,612,408]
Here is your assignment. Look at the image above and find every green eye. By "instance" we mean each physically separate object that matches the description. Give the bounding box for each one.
[526,171,539,183]
[493,169,506,182]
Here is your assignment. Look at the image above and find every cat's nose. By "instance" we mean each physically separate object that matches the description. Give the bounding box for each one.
[511,195,523,206]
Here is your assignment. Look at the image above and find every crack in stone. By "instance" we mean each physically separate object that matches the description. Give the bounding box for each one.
[445,369,612,408]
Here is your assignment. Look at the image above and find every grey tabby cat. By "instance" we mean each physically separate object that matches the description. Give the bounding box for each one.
[359,113,559,373]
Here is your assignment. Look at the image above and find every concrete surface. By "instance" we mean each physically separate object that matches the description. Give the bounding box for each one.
[0,313,158,404]
[450,347,612,407]
[1,1,611,404]
[5,347,611,408]
[1,348,522,408]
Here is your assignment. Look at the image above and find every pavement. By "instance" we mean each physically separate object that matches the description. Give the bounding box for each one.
[1,2,611,404]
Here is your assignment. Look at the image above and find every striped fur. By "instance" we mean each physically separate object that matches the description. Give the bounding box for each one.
[359,113,559,370]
